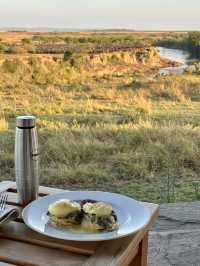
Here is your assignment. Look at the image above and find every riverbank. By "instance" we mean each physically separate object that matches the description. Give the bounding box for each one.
[156,46,198,74]
[156,31,200,59]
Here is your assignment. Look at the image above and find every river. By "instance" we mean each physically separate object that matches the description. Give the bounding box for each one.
[156,46,197,74]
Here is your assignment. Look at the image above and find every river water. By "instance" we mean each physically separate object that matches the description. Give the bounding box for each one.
[156,46,197,74]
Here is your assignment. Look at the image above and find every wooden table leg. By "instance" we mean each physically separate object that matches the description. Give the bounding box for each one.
[129,232,149,266]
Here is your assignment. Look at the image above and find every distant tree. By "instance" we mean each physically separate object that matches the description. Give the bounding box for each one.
[188,32,200,58]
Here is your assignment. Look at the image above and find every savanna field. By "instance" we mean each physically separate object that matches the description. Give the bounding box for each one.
[1,31,200,203]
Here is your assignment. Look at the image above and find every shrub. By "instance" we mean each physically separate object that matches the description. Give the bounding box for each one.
[63,51,73,61]
[2,59,21,73]
[27,57,47,83]
[0,43,9,53]
[67,54,85,69]
[188,32,200,58]
[6,46,26,54]
[184,66,194,74]
[32,69,46,83]
[195,62,200,73]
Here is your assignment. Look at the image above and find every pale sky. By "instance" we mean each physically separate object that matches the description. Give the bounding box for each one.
[0,0,200,30]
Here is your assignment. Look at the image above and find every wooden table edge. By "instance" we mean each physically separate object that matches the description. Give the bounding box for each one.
[0,181,159,266]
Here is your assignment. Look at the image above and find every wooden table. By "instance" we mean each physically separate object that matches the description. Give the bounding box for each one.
[0,181,159,266]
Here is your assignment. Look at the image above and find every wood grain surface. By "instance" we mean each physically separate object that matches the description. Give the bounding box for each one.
[0,181,159,266]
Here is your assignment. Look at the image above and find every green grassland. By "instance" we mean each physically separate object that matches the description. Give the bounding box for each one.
[1,32,200,203]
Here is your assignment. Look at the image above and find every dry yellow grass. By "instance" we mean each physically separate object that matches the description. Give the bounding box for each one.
[0,31,200,203]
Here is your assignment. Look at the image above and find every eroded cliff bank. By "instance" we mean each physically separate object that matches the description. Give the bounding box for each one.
[0,46,177,84]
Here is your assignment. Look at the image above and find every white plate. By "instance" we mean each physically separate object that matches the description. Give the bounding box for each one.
[22,191,150,241]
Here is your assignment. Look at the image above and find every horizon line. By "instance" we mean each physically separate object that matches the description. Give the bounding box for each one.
[0,27,199,33]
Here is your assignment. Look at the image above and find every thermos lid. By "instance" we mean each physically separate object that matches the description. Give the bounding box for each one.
[16,116,36,128]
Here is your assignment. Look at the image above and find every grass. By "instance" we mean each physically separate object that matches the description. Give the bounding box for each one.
[0,118,8,131]
[0,32,200,203]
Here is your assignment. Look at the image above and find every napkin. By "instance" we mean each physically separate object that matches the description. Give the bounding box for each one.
[0,206,19,226]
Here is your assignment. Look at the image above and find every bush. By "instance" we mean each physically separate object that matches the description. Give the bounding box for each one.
[2,59,21,73]
[66,54,85,69]
[0,43,9,53]
[195,62,200,73]
[184,66,194,74]
[63,51,73,61]
[6,46,26,54]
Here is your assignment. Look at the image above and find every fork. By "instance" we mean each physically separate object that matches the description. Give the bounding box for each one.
[0,193,8,213]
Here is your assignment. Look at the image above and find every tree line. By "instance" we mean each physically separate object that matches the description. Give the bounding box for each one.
[187,32,200,58]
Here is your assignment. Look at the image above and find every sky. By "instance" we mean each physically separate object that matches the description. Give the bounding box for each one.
[0,0,200,31]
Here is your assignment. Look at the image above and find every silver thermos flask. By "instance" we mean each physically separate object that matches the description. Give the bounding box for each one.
[15,116,39,205]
